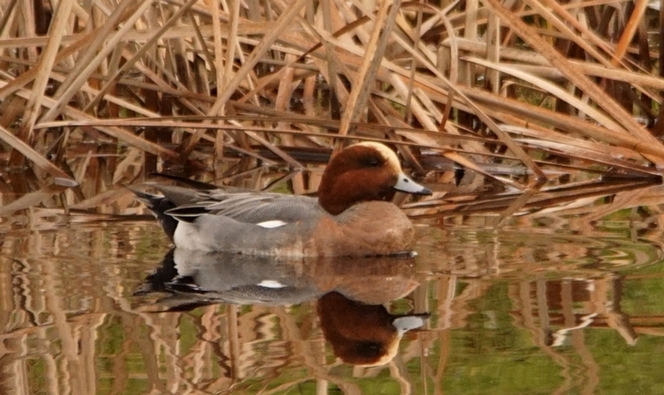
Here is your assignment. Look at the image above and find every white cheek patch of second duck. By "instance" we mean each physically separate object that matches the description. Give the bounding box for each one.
[131,142,431,257]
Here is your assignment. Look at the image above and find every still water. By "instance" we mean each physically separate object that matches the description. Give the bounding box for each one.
[2,204,664,394]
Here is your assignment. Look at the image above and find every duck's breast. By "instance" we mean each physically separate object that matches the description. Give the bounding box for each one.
[309,201,415,256]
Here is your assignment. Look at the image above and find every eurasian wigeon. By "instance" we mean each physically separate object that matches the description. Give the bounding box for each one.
[131,142,431,257]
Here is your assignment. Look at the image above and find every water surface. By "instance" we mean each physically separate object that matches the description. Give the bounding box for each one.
[2,207,664,394]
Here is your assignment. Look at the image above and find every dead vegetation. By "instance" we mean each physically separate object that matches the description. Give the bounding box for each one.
[1,0,664,222]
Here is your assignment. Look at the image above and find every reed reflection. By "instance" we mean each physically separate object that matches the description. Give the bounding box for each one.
[136,248,428,365]
[5,223,663,394]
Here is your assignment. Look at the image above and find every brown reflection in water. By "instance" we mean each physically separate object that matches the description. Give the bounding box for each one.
[3,221,664,394]
[0,224,171,394]
[509,275,636,395]
[317,292,427,366]
[136,249,428,368]
[414,223,664,395]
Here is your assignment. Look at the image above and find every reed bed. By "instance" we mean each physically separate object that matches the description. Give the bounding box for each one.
[1,0,664,220]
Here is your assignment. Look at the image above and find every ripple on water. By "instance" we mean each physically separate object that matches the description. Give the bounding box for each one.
[2,219,664,394]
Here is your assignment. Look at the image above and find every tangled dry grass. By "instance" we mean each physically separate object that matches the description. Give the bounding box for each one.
[1,0,664,222]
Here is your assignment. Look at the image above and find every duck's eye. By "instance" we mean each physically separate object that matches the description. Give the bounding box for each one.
[365,158,381,167]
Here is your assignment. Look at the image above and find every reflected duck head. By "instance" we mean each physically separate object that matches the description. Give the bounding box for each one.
[317,291,428,366]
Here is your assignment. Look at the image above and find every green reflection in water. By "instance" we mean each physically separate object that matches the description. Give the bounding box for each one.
[2,221,664,394]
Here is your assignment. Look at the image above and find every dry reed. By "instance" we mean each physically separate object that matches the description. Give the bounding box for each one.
[0,0,663,220]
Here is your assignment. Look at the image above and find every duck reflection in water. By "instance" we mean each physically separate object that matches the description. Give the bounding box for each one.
[136,248,429,365]
[318,291,428,366]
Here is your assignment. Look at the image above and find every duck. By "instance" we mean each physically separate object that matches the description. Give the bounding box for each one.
[130,142,431,257]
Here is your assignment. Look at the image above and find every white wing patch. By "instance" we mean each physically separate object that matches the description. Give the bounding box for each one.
[255,220,288,229]
[257,280,286,288]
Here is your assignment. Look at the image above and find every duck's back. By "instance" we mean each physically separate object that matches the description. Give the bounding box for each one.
[187,190,321,224]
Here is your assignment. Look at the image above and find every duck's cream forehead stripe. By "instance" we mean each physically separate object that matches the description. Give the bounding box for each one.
[353,142,402,172]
